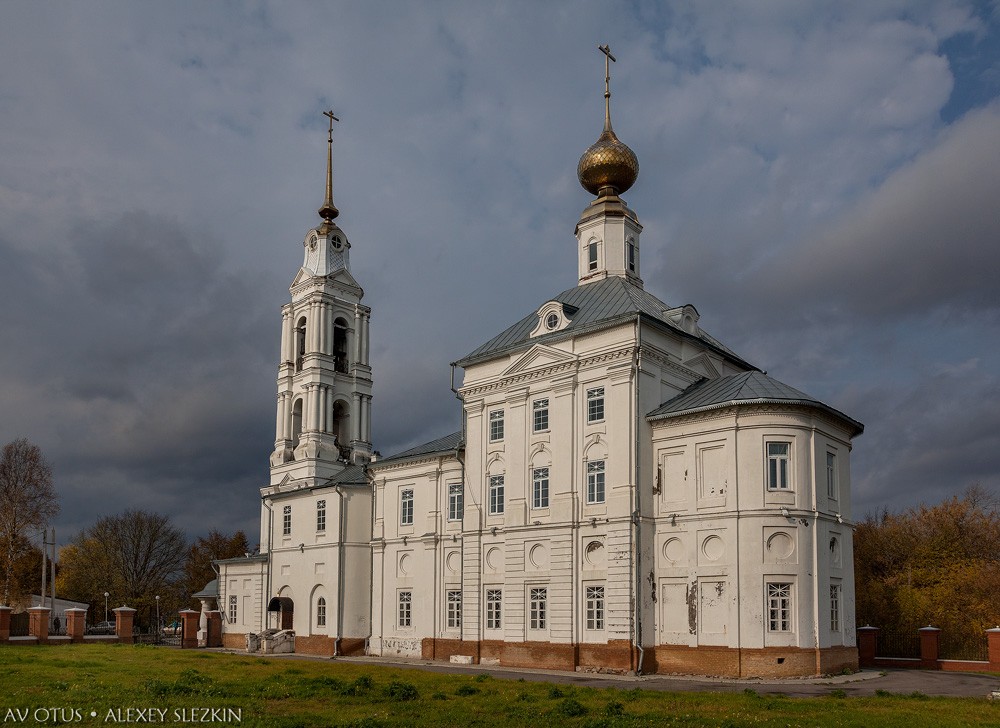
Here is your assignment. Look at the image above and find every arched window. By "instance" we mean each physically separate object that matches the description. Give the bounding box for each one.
[316,597,326,627]
[331,400,348,443]
[290,399,303,455]
[295,317,307,372]
[333,317,349,373]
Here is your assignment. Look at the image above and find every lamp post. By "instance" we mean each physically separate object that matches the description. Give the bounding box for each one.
[155,595,160,638]
[104,592,109,624]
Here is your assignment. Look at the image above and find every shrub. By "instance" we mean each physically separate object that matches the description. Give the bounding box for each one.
[384,680,419,701]
[605,701,625,716]
[555,698,588,717]
[455,684,480,696]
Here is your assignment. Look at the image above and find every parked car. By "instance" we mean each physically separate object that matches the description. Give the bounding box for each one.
[88,620,115,635]
[161,620,182,636]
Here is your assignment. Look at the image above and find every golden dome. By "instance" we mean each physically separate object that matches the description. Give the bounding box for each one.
[577,124,638,196]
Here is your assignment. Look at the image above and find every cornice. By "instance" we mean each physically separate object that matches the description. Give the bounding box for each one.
[459,347,633,398]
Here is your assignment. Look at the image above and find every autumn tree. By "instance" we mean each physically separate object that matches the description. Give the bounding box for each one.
[184,529,251,607]
[0,438,59,605]
[58,510,187,626]
[854,485,1000,646]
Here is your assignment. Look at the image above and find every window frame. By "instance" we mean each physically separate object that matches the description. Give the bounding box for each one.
[766,441,791,491]
[586,387,605,423]
[766,582,793,633]
[532,398,549,433]
[586,585,605,631]
[829,583,841,632]
[485,589,502,630]
[282,505,291,536]
[446,590,462,630]
[316,499,326,532]
[317,596,327,627]
[587,241,598,271]
[489,409,505,442]
[529,587,547,631]
[228,595,237,624]
[587,460,606,504]
[488,474,505,515]
[531,467,549,509]
[627,240,636,272]
[447,483,463,522]
[398,590,412,629]
[400,488,414,526]
[826,451,838,500]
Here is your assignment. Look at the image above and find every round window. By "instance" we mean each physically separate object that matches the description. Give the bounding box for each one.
[545,312,559,330]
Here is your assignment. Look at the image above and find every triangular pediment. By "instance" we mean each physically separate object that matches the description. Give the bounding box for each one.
[327,267,361,290]
[682,352,720,379]
[501,344,577,377]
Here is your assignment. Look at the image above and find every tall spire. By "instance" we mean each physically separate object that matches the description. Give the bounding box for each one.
[577,44,639,198]
[318,109,340,231]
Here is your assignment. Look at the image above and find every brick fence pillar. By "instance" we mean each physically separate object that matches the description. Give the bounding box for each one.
[65,608,87,643]
[0,605,10,642]
[28,607,51,643]
[918,626,941,669]
[113,606,136,645]
[180,609,200,649]
[987,627,1000,671]
[857,626,879,667]
[206,611,222,648]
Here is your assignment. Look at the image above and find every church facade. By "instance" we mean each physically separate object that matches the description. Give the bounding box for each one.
[217,55,863,677]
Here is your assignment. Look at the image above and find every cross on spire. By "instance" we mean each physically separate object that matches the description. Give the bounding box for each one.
[598,44,616,131]
[318,109,340,226]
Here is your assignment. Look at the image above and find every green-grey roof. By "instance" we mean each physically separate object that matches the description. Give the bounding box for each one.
[372,430,463,468]
[454,276,751,369]
[327,464,369,487]
[647,371,864,435]
[192,578,218,599]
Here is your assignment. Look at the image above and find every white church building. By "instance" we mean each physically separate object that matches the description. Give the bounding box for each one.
[217,53,863,677]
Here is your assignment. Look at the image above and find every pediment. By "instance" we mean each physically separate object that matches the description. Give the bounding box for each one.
[682,352,720,379]
[501,344,577,377]
[327,267,362,291]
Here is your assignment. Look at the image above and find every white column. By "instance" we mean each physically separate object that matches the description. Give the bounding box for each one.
[320,386,329,433]
[365,395,372,443]
[327,389,335,437]
[274,394,284,441]
[278,311,290,365]
[363,313,371,365]
[354,307,363,365]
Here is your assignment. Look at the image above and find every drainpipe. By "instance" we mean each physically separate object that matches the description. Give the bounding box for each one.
[334,484,345,656]
[451,363,467,647]
[261,496,273,631]
[632,314,644,675]
[734,410,742,677]
[365,465,375,656]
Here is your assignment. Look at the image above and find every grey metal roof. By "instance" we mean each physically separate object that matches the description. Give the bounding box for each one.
[454,276,749,368]
[372,430,464,467]
[647,371,864,435]
[325,463,369,487]
[192,578,218,599]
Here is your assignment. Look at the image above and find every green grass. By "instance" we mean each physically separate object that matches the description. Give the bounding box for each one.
[0,644,997,726]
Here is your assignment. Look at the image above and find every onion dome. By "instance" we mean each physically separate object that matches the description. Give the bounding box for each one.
[578,45,639,197]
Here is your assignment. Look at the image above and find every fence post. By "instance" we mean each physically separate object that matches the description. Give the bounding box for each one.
[180,609,200,649]
[918,626,941,669]
[113,606,136,645]
[206,611,223,648]
[857,626,879,667]
[64,607,87,643]
[987,627,1000,670]
[0,605,10,642]
[28,607,51,643]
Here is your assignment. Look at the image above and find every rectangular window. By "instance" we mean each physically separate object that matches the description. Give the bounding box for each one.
[529,587,547,630]
[587,460,606,504]
[588,242,598,271]
[489,409,504,442]
[826,452,838,499]
[486,589,502,630]
[586,586,605,630]
[830,584,841,632]
[398,591,412,628]
[767,582,792,632]
[282,505,291,536]
[228,595,237,624]
[627,241,636,272]
[447,590,462,629]
[400,488,414,526]
[316,499,326,532]
[767,442,790,490]
[587,387,605,423]
[532,398,549,432]
[531,467,549,509]
[448,483,463,521]
[489,475,505,515]
[317,597,326,627]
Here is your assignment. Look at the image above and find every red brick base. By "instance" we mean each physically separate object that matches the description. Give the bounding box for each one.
[293,635,366,656]
[419,638,856,677]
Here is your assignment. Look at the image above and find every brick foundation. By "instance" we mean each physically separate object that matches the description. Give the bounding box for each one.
[222,632,246,650]
[653,644,858,678]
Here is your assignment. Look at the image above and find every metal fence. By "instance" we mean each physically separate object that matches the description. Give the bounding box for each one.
[873,628,921,659]
[939,633,990,662]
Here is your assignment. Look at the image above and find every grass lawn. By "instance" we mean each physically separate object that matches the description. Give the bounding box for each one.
[0,644,997,727]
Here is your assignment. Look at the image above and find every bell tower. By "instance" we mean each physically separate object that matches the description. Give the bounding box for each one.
[269,111,373,485]
[575,45,643,288]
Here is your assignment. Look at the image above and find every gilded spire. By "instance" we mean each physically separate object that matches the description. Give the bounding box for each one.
[577,44,639,197]
[318,109,340,229]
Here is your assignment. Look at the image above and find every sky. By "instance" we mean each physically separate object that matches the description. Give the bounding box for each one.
[1,1,998,547]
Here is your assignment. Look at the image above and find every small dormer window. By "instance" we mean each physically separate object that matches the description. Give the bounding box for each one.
[588,242,598,271]
[545,312,559,330]
[332,235,342,250]
[530,301,576,338]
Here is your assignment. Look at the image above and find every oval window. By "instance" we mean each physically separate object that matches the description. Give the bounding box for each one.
[545,312,559,330]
